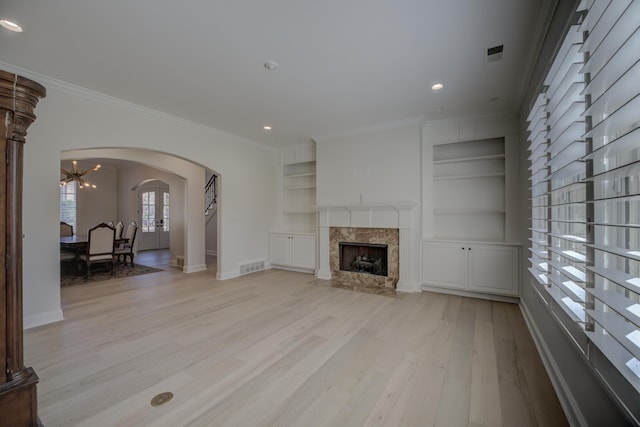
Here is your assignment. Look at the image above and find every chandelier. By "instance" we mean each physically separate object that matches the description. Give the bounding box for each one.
[60,160,101,189]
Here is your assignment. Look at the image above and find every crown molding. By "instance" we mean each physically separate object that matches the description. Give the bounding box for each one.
[312,116,423,143]
[420,110,517,128]
[0,61,276,153]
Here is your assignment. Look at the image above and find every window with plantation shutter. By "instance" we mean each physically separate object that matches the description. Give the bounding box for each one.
[527,0,640,403]
[60,181,77,230]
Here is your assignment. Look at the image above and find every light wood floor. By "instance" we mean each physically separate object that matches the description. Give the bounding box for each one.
[24,250,568,426]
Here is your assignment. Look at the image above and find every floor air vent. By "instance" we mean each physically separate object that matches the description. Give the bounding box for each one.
[239,260,265,275]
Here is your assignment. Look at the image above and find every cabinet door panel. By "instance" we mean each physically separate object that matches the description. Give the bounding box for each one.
[422,242,467,289]
[468,245,518,296]
[291,235,316,269]
[270,234,291,265]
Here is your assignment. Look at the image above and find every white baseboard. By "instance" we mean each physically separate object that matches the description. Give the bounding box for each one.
[183,264,207,273]
[396,280,419,293]
[217,270,239,280]
[420,284,519,304]
[24,309,64,330]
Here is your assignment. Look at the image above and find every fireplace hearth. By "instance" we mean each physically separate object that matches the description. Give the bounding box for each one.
[339,242,388,276]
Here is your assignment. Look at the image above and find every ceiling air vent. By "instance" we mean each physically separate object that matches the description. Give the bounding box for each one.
[487,44,504,62]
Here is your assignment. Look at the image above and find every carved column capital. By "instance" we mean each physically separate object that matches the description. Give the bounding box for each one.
[0,70,46,143]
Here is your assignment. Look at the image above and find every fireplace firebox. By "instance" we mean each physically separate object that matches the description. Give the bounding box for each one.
[339,242,388,276]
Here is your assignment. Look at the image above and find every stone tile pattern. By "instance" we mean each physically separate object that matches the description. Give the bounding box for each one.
[329,227,399,295]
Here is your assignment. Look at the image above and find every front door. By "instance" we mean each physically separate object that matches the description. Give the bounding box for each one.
[138,185,170,250]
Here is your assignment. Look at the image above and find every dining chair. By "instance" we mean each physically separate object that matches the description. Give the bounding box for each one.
[60,221,74,237]
[114,220,124,240]
[115,221,138,267]
[78,223,116,278]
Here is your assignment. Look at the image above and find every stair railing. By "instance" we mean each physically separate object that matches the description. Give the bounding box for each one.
[205,174,217,218]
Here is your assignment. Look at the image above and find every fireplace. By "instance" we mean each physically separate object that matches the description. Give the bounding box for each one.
[339,242,388,276]
[316,202,416,293]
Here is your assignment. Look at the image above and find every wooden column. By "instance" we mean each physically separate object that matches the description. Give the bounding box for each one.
[0,70,46,426]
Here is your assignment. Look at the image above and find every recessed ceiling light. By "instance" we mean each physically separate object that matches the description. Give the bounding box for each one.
[264,61,278,71]
[0,19,23,32]
[263,125,272,131]
[431,83,444,91]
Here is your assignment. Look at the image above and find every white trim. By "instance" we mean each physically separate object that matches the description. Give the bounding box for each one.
[0,61,275,153]
[183,264,207,273]
[217,270,239,280]
[312,116,423,143]
[205,249,217,256]
[420,285,519,304]
[24,309,64,330]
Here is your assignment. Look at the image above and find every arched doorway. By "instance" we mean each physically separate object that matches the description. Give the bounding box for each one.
[61,147,217,275]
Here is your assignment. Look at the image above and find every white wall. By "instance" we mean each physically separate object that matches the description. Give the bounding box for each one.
[206,211,218,255]
[14,65,278,328]
[316,125,421,205]
[316,123,422,288]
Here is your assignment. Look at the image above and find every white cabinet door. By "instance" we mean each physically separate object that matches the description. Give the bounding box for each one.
[270,233,316,271]
[269,233,291,265]
[422,241,467,290]
[468,245,519,296]
[422,240,520,298]
[291,234,316,270]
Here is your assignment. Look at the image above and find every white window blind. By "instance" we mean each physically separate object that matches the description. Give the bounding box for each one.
[581,0,640,393]
[527,0,640,395]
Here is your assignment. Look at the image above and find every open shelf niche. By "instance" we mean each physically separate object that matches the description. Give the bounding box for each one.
[432,137,506,242]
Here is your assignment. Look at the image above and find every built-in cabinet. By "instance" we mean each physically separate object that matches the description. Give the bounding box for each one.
[270,142,317,273]
[422,241,519,297]
[422,132,521,300]
[269,232,316,272]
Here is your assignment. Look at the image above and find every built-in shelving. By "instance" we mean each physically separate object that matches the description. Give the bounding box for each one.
[432,137,506,242]
[272,142,317,272]
[280,143,316,233]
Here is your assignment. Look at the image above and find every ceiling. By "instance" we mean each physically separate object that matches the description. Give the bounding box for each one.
[0,0,545,148]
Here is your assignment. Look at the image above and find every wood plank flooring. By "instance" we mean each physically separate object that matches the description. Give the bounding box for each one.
[24,251,568,426]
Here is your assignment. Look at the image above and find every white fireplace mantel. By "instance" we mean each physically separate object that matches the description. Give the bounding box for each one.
[315,201,417,292]
[315,201,416,230]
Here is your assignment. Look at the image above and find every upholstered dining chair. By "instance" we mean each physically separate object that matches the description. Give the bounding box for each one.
[60,221,74,237]
[78,223,115,278]
[114,220,124,240]
[115,221,138,267]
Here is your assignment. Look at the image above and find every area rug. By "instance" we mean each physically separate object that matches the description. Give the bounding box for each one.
[61,262,163,287]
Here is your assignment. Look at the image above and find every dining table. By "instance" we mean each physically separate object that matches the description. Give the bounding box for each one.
[60,235,128,250]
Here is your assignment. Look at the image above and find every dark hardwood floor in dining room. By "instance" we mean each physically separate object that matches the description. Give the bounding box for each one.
[25,256,567,426]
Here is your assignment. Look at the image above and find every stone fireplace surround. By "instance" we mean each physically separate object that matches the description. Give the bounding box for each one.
[316,202,416,293]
